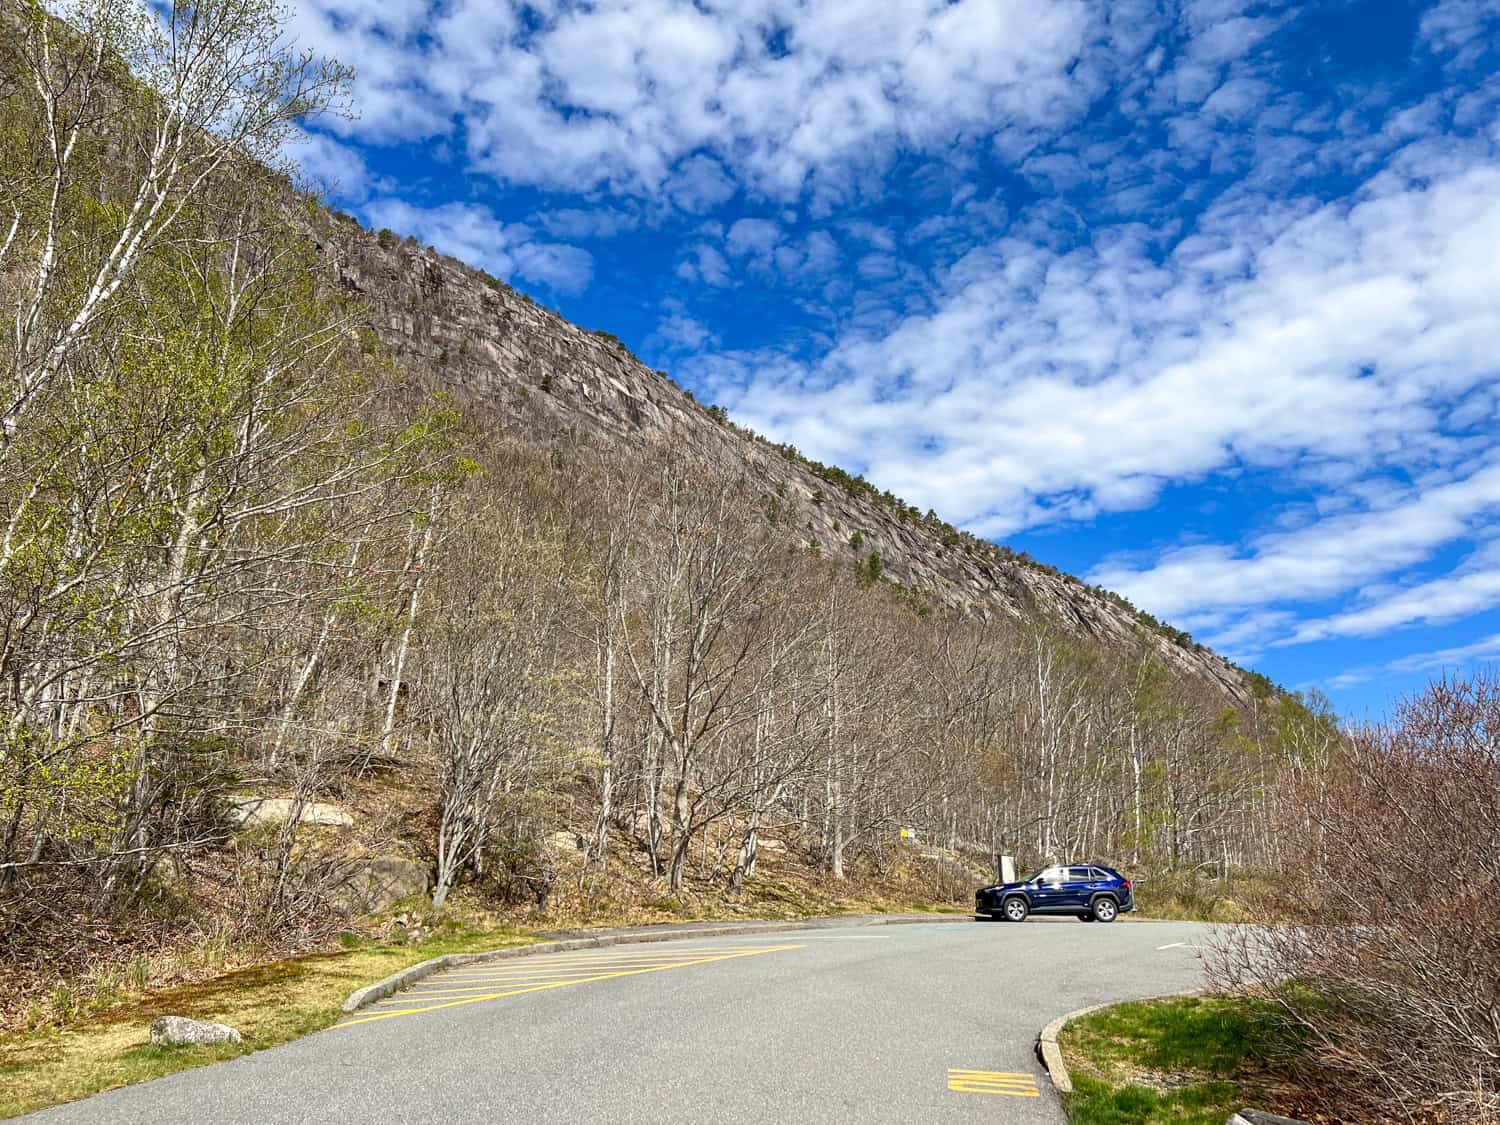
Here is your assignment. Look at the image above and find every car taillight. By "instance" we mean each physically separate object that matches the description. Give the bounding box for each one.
[1122,880,1131,889]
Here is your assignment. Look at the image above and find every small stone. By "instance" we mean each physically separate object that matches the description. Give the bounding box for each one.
[150,1015,242,1047]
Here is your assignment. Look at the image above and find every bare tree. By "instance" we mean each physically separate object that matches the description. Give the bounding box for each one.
[3,0,349,463]
[419,466,576,910]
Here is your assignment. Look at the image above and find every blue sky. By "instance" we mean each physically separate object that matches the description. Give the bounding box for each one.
[283,0,1500,718]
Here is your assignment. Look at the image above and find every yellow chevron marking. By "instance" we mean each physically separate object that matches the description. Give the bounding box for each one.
[947,1069,1041,1097]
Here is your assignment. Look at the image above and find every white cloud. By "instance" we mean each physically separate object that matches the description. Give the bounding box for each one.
[1421,0,1500,66]
[842,221,896,251]
[651,299,719,353]
[666,156,738,214]
[726,219,783,260]
[1330,627,1500,692]
[1390,630,1500,673]
[361,199,594,295]
[289,0,1096,206]
[1093,463,1500,622]
[676,243,732,288]
[284,127,371,200]
[533,208,641,241]
[697,219,843,286]
[1287,541,1500,644]
[697,154,1500,541]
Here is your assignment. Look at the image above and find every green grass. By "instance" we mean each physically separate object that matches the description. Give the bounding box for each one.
[1061,995,1305,1125]
[1066,1075,1245,1125]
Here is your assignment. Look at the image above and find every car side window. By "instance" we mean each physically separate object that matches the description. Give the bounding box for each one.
[1038,867,1065,884]
[1087,867,1109,881]
[1066,866,1094,882]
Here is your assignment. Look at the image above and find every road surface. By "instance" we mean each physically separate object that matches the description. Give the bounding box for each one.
[27,917,1215,1124]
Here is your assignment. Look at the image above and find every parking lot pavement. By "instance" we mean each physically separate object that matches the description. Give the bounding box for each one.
[341,943,804,1026]
[27,917,1216,1125]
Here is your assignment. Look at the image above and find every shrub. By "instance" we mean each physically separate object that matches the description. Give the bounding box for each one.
[1210,671,1500,1116]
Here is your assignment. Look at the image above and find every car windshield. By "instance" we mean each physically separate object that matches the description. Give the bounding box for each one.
[1020,869,1046,883]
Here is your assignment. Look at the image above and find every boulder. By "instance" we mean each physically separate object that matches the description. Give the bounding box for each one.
[150,1016,242,1047]
[227,796,354,830]
[336,855,430,914]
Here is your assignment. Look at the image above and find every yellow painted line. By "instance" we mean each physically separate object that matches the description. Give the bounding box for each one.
[411,972,702,984]
[395,982,628,998]
[410,952,789,990]
[363,948,800,1003]
[435,954,767,975]
[947,1070,1035,1076]
[430,948,783,974]
[947,1069,1040,1097]
[432,954,762,972]
[456,948,768,966]
[340,944,803,1028]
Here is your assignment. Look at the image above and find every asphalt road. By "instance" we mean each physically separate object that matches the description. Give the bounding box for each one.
[26,916,1215,1125]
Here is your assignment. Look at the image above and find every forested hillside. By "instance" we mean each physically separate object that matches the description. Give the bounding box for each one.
[309,206,1253,702]
[0,0,1340,1003]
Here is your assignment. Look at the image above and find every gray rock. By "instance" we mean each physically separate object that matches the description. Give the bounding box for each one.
[150,1015,242,1047]
[226,796,354,830]
[335,855,430,914]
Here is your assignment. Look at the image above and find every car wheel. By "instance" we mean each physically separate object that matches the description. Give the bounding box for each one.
[1002,896,1029,923]
[1091,896,1118,923]
[1077,913,1095,922]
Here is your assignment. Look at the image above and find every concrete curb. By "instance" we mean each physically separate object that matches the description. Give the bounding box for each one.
[341,912,971,1013]
[1035,989,1206,1096]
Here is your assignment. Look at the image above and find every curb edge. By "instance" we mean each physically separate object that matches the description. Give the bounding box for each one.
[1035,988,1207,1097]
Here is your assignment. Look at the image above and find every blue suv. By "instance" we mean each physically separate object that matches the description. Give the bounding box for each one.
[975,864,1134,923]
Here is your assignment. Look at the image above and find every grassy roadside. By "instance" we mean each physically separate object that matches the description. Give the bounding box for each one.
[1060,995,1308,1125]
[0,879,967,1121]
[0,914,540,1120]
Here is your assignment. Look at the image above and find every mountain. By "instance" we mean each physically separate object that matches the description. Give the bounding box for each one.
[308,210,1250,703]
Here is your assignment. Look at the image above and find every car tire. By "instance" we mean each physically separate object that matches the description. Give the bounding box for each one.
[1002,896,1029,923]
[1091,896,1119,923]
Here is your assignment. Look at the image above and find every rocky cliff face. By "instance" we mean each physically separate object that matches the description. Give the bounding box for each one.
[312,213,1248,703]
